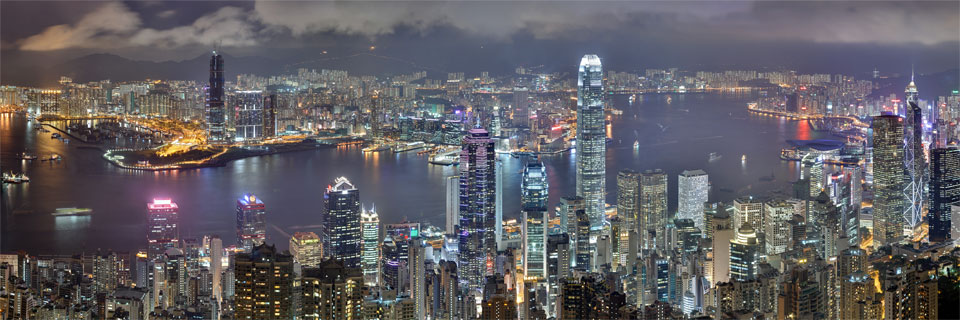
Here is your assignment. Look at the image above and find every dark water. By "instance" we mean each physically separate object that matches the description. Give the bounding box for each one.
[0,93,835,254]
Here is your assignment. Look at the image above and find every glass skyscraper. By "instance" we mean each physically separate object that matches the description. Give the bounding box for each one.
[640,169,668,250]
[236,193,267,252]
[323,177,362,269]
[904,101,925,229]
[928,147,959,242]
[872,114,906,245]
[206,51,225,142]
[576,54,606,228]
[458,129,497,292]
[147,198,179,260]
[677,170,709,232]
[361,204,381,286]
[522,161,548,279]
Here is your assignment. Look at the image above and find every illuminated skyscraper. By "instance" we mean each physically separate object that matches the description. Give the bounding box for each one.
[458,128,497,292]
[234,91,263,141]
[323,177,362,268]
[409,237,427,320]
[300,259,364,320]
[147,198,179,260]
[445,175,459,234]
[234,244,293,320]
[872,114,906,245]
[729,223,758,281]
[210,235,223,302]
[616,169,641,236]
[904,101,925,229]
[522,161,548,279]
[576,54,606,228]
[361,204,381,286]
[640,169,668,250]
[290,232,323,268]
[206,51,225,142]
[236,194,266,251]
[677,169,709,232]
[928,147,960,242]
[802,154,824,197]
[263,93,277,138]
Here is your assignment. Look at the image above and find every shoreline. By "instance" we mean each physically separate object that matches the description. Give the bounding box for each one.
[102,141,336,171]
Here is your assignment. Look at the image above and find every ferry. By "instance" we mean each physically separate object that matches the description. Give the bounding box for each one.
[709,152,722,162]
[20,153,38,160]
[52,207,93,217]
[2,172,28,184]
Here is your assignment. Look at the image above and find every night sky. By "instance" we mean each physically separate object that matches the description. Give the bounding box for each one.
[1,1,958,84]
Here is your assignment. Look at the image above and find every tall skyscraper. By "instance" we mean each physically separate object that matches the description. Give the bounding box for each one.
[928,147,960,242]
[576,54,606,228]
[640,170,668,250]
[445,175,459,234]
[729,223,758,281]
[872,114,906,246]
[458,128,497,292]
[234,91,264,141]
[677,170,709,232]
[236,194,266,251]
[409,237,427,320]
[361,204,381,286]
[323,177,362,268]
[234,244,293,320]
[290,232,323,268]
[802,154,824,197]
[263,93,277,138]
[763,200,795,255]
[616,169,641,236]
[732,197,764,234]
[522,161,549,279]
[904,101,926,229]
[147,198,179,260]
[210,235,223,302]
[206,51,225,142]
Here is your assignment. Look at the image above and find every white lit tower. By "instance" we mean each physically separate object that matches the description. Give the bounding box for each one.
[576,54,606,228]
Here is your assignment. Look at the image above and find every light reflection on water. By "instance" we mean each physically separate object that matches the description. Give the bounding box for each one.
[1,93,843,254]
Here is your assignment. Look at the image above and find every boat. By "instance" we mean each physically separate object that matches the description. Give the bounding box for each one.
[51,133,61,139]
[49,154,62,161]
[633,140,640,149]
[3,172,22,184]
[52,207,93,217]
[394,142,426,153]
[629,94,637,104]
[741,155,747,163]
[709,152,722,162]
[362,144,391,153]
[20,153,38,160]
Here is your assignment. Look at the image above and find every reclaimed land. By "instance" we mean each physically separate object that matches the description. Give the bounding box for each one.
[107,139,329,171]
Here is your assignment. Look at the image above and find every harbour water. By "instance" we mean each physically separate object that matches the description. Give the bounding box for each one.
[0,93,839,254]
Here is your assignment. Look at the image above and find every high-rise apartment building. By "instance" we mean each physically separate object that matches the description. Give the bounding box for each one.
[234,244,294,320]
[290,232,323,268]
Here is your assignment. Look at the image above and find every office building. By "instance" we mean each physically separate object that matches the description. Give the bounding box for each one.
[576,54,606,228]
[234,244,294,320]
[763,200,795,256]
[409,237,427,320]
[640,169,668,250]
[445,175,459,234]
[361,205,381,286]
[617,170,641,252]
[233,91,263,141]
[522,161,549,279]
[732,197,763,234]
[928,147,960,242]
[147,198,179,260]
[458,129,497,292]
[206,51,225,142]
[290,232,323,268]
[263,93,277,138]
[677,170,709,231]
[729,223,758,281]
[558,196,585,236]
[236,194,267,251]
[872,114,906,245]
[323,177,363,268]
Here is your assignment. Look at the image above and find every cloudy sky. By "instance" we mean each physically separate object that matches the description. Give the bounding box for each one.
[1,0,958,83]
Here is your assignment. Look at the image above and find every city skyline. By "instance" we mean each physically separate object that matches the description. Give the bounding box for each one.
[1,1,959,319]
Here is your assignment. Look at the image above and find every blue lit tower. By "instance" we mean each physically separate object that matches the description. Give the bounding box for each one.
[236,194,267,252]
[323,177,363,269]
[522,161,549,279]
[458,128,497,293]
[576,54,606,228]
[928,147,960,242]
[206,51,225,143]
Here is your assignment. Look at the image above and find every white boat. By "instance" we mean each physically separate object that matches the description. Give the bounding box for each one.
[634,140,640,149]
[3,172,22,184]
[52,207,93,217]
[20,153,37,160]
[50,154,62,161]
